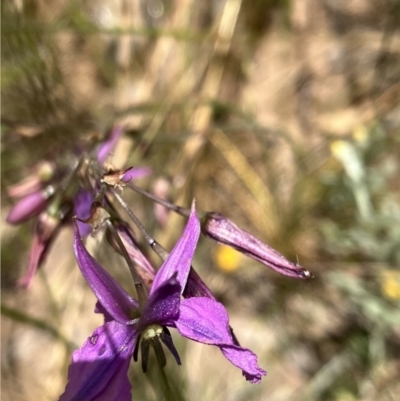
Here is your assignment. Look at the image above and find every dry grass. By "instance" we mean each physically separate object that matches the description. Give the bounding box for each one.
[2,0,400,400]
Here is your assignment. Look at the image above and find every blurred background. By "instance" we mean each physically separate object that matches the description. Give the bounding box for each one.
[1,0,400,400]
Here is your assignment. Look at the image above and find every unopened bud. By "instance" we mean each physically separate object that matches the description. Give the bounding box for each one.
[6,186,55,225]
[201,212,313,279]
[108,222,156,288]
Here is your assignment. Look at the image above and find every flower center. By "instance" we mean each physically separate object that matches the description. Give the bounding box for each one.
[133,325,181,373]
[142,324,163,340]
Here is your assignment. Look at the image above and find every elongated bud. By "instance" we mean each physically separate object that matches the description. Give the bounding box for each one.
[107,222,156,288]
[201,212,313,279]
[6,186,55,225]
[7,161,55,199]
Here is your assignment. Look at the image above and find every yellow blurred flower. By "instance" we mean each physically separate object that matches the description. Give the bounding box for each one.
[352,124,368,144]
[381,270,400,300]
[213,245,243,272]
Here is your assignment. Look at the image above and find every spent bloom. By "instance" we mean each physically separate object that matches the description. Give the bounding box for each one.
[59,205,265,401]
[201,212,312,279]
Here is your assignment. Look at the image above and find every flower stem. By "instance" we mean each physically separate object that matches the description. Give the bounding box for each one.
[126,182,191,217]
[105,220,148,311]
[94,183,148,309]
[109,187,170,262]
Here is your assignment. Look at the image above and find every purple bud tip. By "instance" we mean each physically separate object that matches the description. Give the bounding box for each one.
[122,167,152,183]
[96,126,124,164]
[6,186,54,225]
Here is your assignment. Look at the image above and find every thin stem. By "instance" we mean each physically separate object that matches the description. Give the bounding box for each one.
[94,183,107,205]
[59,155,85,196]
[126,182,191,217]
[105,220,148,310]
[109,187,170,261]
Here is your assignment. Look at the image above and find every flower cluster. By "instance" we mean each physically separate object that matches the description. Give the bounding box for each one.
[6,127,313,401]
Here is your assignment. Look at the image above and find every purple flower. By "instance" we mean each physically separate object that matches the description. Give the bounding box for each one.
[202,212,313,279]
[60,206,265,401]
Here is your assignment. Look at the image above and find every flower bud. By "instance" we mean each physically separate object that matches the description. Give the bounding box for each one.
[108,222,156,288]
[201,212,313,279]
[7,161,55,199]
[6,186,55,225]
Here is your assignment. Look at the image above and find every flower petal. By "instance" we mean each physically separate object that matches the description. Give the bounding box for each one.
[219,346,266,383]
[59,321,137,401]
[122,167,152,182]
[175,297,266,383]
[73,223,138,323]
[73,189,93,237]
[151,202,200,295]
[138,277,181,330]
[97,126,123,164]
[183,267,215,299]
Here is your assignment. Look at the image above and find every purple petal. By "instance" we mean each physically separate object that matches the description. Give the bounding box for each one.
[183,267,215,299]
[97,127,123,164]
[73,224,138,323]
[73,189,94,237]
[122,167,152,183]
[138,277,181,330]
[202,212,312,279]
[59,321,137,401]
[174,297,266,383]
[151,202,200,295]
[6,187,54,225]
[220,346,266,383]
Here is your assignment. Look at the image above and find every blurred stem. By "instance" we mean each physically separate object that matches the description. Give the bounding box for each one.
[1,303,75,352]
[127,182,191,218]
[294,350,355,401]
[147,362,186,401]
